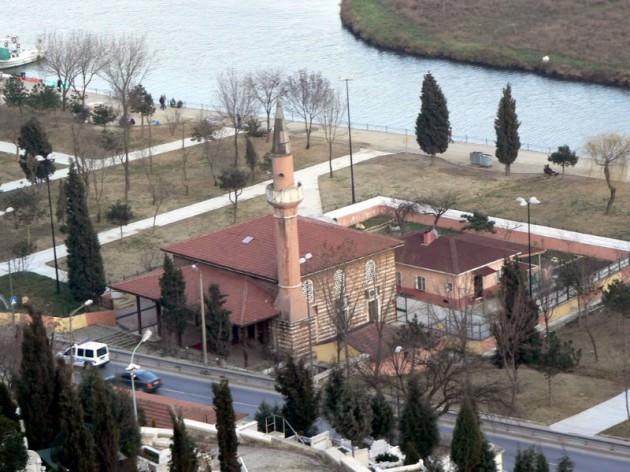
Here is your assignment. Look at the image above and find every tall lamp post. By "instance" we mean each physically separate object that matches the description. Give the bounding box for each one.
[516,196,541,296]
[191,264,208,366]
[38,155,60,294]
[340,77,356,204]
[300,253,314,375]
[128,328,153,422]
[0,207,15,310]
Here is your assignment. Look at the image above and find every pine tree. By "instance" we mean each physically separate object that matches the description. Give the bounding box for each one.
[335,383,373,455]
[513,447,540,472]
[556,455,574,472]
[212,379,240,472]
[548,145,578,174]
[91,373,120,472]
[479,440,497,472]
[55,180,66,224]
[160,255,189,346]
[399,376,439,464]
[110,388,141,468]
[321,367,345,425]
[105,200,134,240]
[494,84,521,176]
[17,117,55,182]
[415,72,450,161]
[65,161,106,303]
[57,362,96,472]
[255,401,281,432]
[536,452,549,472]
[370,392,394,440]
[17,306,56,449]
[0,415,27,472]
[169,409,198,472]
[2,76,28,111]
[450,398,484,472]
[274,355,318,436]
[205,283,232,357]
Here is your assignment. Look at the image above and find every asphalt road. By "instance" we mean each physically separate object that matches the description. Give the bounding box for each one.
[100,362,630,471]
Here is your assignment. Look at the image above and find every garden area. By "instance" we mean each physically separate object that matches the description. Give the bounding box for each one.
[0,272,76,316]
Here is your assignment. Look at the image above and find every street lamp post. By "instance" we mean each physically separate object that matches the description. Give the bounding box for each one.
[39,155,60,294]
[340,77,356,204]
[192,264,208,366]
[516,196,541,296]
[300,253,314,375]
[128,328,153,422]
[68,299,93,365]
[0,207,15,319]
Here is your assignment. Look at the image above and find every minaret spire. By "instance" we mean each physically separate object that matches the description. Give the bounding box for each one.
[271,98,291,156]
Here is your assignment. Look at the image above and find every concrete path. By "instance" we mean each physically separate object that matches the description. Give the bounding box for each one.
[0,127,235,192]
[0,148,387,281]
[550,391,630,436]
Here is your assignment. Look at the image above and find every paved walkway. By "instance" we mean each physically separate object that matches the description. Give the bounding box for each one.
[550,391,630,436]
[0,127,235,192]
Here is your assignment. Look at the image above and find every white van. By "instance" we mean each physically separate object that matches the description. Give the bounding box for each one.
[60,342,110,367]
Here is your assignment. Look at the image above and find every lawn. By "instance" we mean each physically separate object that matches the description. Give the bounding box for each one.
[0,272,76,316]
[341,0,630,87]
[319,153,630,240]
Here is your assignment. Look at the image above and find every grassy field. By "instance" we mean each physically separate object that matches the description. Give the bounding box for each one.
[341,0,630,87]
[319,153,630,240]
[0,272,75,316]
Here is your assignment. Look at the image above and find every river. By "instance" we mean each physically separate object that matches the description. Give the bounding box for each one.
[4,0,630,151]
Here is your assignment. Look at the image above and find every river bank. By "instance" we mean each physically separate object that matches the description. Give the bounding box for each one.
[340,0,630,89]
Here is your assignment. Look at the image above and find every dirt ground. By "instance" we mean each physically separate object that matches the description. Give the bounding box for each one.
[0,133,347,261]
[0,151,30,181]
[319,153,630,240]
[602,420,630,440]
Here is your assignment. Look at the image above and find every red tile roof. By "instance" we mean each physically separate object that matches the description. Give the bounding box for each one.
[346,322,397,360]
[396,232,531,275]
[111,265,277,327]
[163,215,402,281]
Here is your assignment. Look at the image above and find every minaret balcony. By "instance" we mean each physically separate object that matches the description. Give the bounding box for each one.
[266,183,303,208]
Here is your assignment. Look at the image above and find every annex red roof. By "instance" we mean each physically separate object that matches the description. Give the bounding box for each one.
[111,265,277,327]
[163,215,402,281]
[396,232,531,275]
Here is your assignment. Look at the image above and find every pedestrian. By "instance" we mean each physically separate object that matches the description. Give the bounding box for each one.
[159,94,166,110]
[57,78,62,92]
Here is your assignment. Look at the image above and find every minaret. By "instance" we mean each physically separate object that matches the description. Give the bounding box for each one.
[266,100,308,323]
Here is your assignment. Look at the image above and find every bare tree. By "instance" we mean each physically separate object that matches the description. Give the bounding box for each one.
[192,117,222,186]
[585,133,630,214]
[0,325,22,389]
[392,199,418,234]
[320,89,345,178]
[247,69,284,140]
[43,31,81,110]
[100,34,154,202]
[421,190,459,228]
[72,31,107,106]
[164,108,181,137]
[284,69,331,149]
[216,68,255,165]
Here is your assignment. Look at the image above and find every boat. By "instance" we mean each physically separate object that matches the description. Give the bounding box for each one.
[0,35,43,70]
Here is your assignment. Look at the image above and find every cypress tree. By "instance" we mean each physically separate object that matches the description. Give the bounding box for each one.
[205,283,232,357]
[450,398,484,472]
[274,355,318,436]
[335,382,373,455]
[399,376,439,465]
[169,409,198,472]
[513,447,538,472]
[110,388,141,469]
[17,117,55,182]
[556,455,574,472]
[65,161,106,302]
[0,415,27,472]
[479,440,497,472]
[536,452,549,472]
[370,392,394,440]
[0,383,18,422]
[91,373,119,472]
[415,72,450,161]
[57,362,96,472]
[245,137,258,177]
[321,367,345,425]
[212,379,240,472]
[17,307,56,449]
[255,401,281,432]
[494,83,521,176]
[159,255,188,346]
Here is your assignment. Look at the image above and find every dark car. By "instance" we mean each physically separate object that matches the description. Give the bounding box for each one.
[118,369,162,393]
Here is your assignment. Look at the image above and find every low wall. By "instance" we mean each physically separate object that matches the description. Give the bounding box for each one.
[0,310,116,332]
[327,196,630,261]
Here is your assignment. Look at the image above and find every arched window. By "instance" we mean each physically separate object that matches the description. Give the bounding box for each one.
[303,279,315,303]
[365,260,377,286]
[334,269,345,297]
